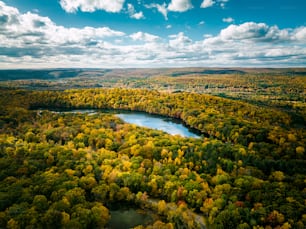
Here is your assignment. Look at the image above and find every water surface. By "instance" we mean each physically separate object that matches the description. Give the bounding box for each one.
[108,208,153,229]
[116,113,200,138]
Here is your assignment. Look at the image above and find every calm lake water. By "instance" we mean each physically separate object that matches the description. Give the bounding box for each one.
[116,113,200,138]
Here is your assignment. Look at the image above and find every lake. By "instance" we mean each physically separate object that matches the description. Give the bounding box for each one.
[116,112,200,138]
[40,109,200,138]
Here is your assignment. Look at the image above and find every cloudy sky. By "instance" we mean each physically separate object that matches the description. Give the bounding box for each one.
[0,0,305,68]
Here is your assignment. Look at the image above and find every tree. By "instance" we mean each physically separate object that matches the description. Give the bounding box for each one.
[214,208,242,229]
[42,209,62,228]
[6,219,20,229]
[70,205,91,227]
[91,202,110,227]
[269,171,285,182]
[33,195,48,212]
[64,188,86,206]
[92,184,109,202]
[157,200,167,215]
[79,175,97,191]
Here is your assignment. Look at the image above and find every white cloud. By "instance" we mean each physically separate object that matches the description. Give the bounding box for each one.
[199,21,205,25]
[201,0,229,9]
[168,0,193,12]
[218,22,291,42]
[294,27,306,41]
[130,32,160,43]
[198,23,306,66]
[201,0,215,8]
[131,11,144,20]
[166,25,172,29]
[59,0,125,13]
[127,4,144,19]
[169,32,192,48]
[222,17,234,23]
[145,0,193,20]
[0,1,306,68]
[0,1,125,49]
[145,3,168,20]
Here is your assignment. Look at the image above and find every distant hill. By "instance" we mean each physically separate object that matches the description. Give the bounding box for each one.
[0,68,305,81]
[169,69,246,76]
[0,69,110,81]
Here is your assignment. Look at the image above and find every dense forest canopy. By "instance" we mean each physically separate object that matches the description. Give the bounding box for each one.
[0,76,305,228]
[1,68,305,122]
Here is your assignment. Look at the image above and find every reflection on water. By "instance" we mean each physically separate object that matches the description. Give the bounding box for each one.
[117,113,200,138]
[108,208,153,229]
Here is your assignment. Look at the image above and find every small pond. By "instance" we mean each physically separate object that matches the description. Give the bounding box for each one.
[108,208,154,228]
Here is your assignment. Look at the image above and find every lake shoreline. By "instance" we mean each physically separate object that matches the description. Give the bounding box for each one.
[33,107,203,138]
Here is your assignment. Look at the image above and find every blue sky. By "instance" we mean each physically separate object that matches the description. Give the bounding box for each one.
[0,0,305,68]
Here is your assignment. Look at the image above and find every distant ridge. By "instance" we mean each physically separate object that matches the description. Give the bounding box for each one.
[0,69,111,81]
[0,68,305,81]
[169,69,246,77]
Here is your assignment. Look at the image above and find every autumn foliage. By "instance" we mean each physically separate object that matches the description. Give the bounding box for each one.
[0,88,305,228]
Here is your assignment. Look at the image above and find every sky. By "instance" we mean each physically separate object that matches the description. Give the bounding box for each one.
[0,0,305,69]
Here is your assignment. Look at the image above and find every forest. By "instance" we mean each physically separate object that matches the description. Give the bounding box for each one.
[0,70,305,228]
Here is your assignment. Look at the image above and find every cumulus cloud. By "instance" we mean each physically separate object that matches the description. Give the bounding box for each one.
[218,22,291,42]
[127,4,144,19]
[168,0,193,12]
[145,0,192,20]
[59,0,125,13]
[198,22,306,66]
[0,1,306,68]
[130,32,160,43]
[201,0,229,9]
[201,0,215,8]
[294,27,306,41]
[145,3,168,20]
[169,32,192,48]
[222,17,234,23]
[0,1,125,55]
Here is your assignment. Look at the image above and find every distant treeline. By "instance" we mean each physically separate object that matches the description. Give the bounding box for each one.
[1,68,305,81]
